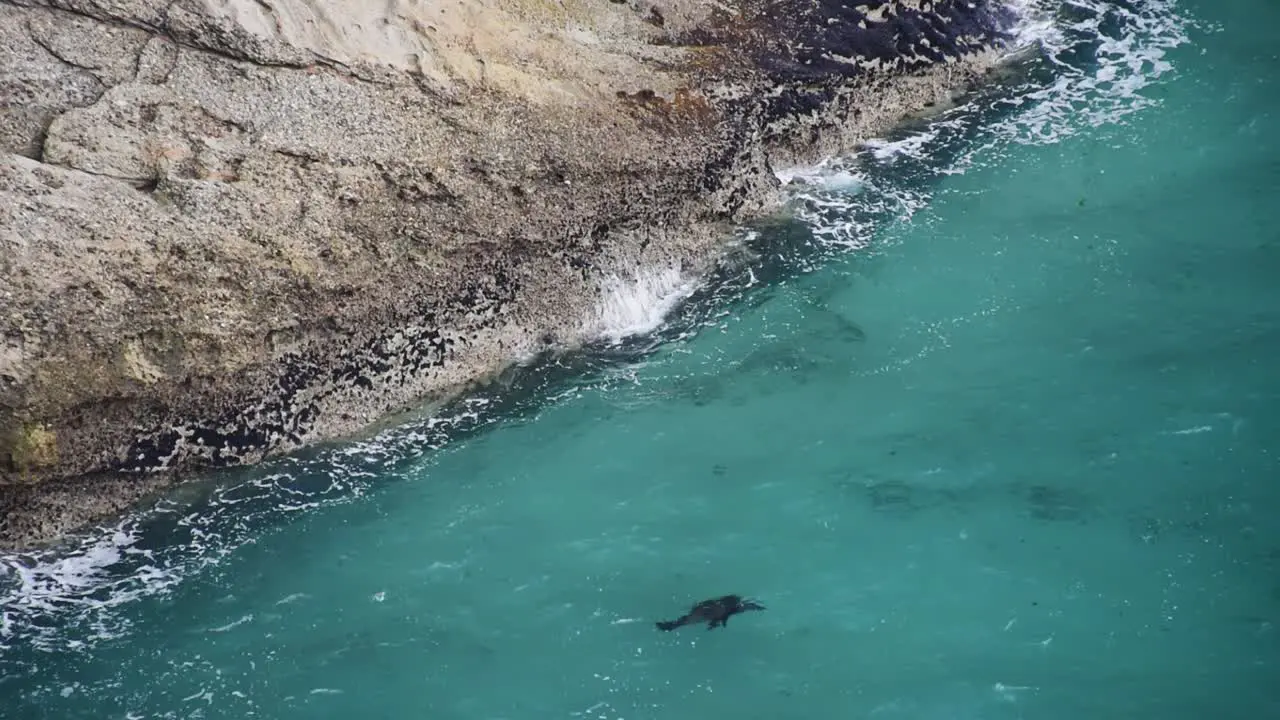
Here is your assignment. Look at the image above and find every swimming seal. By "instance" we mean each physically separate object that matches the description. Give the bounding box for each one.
[655,595,765,631]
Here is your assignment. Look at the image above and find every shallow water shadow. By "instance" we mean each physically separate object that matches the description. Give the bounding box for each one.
[830,472,973,518]
[1009,482,1094,524]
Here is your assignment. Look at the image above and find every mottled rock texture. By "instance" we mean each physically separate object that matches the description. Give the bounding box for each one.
[0,0,1018,547]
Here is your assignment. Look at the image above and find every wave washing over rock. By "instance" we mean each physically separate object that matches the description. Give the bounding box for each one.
[0,0,1200,664]
[584,267,701,344]
[0,0,1030,548]
[778,0,1195,255]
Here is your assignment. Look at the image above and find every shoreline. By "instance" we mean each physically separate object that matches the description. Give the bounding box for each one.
[0,0,1025,550]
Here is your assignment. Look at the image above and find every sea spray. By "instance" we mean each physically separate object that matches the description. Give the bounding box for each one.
[584,267,701,344]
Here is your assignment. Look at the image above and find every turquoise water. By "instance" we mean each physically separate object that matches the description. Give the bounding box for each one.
[4,0,1280,718]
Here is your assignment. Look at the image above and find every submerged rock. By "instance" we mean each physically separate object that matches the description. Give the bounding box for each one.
[0,0,1020,548]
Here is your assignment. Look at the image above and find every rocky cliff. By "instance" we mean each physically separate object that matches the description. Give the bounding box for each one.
[0,0,1018,548]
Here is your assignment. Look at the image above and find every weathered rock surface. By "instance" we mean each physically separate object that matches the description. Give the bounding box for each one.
[0,0,1018,548]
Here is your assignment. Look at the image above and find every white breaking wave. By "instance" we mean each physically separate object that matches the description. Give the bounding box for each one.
[775,160,866,190]
[583,267,700,344]
[0,524,180,649]
[1003,0,1066,56]
[1008,0,1191,142]
[777,152,933,251]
